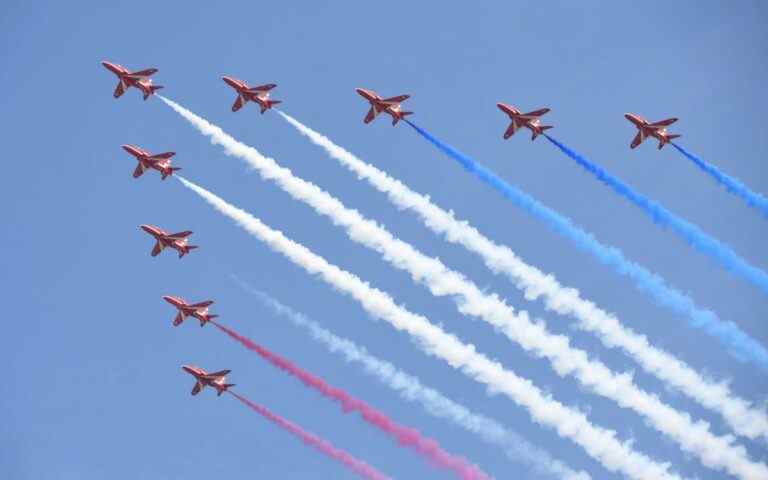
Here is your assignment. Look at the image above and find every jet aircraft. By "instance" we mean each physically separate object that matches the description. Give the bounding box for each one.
[163,296,217,327]
[222,76,281,113]
[624,113,681,149]
[497,103,553,141]
[140,225,198,258]
[102,61,163,100]
[182,365,235,396]
[356,88,413,125]
[121,145,180,180]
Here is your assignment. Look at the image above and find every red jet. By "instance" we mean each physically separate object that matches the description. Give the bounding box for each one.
[624,113,681,150]
[140,225,198,258]
[356,88,413,126]
[182,365,235,396]
[101,61,163,100]
[497,103,553,141]
[163,296,217,327]
[121,145,181,180]
[222,76,281,113]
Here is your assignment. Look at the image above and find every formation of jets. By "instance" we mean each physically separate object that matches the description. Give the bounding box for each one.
[103,61,682,151]
[103,60,685,401]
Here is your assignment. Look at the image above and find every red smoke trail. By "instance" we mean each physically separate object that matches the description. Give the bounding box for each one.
[229,391,390,480]
[213,321,491,480]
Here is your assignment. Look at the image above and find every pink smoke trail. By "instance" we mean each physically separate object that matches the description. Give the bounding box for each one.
[214,321,491,480]
[229,391,390,480]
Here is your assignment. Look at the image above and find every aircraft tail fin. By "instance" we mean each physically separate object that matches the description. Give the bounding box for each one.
[200,314,218,327]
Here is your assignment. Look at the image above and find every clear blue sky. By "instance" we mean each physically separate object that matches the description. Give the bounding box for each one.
[3,1,767,479]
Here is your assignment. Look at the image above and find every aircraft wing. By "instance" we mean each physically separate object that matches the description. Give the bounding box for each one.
[630,131,644,149]
[364,107,377,124]
[129,68,158,78]
[133,163,146,178]
[173,311,185,326]
[191,381,203,395]
[151,152,175,160]
[113,81,126,98]
[497,103,516,116]
[205,369,231,378]
[232,96,245,112]
[503,121,519,139]
[650,118,678,127]
[151,241,164,257]
[169,231,193,239]
[382,94,409,104]
[249,83,277,92]
[521,108,550,118]
[191,300,214,308]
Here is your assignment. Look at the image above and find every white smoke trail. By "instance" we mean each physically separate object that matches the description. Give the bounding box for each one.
[176,175,679,480]
[276,111,768,443]
[240,284,591,480]
[161,97,766,479]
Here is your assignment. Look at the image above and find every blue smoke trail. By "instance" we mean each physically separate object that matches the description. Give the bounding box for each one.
[672,143,768,218]
[543,134,768,295]
[405,120,768,371]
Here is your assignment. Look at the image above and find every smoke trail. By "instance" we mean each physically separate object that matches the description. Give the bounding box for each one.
[176,176,680,480]
[544,134,768,293]
[229,391,390,480]
[212,321,490,480]
[159,97,763,478]
[241,285,591,480]
[671,143,768,218]
[276,111,768,441]
[404,120,768,371]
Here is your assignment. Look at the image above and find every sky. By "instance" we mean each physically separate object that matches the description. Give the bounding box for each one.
[2,1,767,479]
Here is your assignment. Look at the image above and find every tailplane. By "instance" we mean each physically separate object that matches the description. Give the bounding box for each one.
[200,314,219,327]
[531,125,553,141]
[217,384,236,396]
[391,112,413,126]
[260,100,282,114]
[143,85,164,100]
[659,135,680,149]
[179,245,199,258]
[161,167,182,180]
